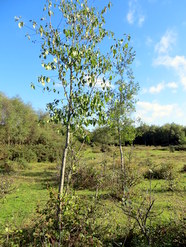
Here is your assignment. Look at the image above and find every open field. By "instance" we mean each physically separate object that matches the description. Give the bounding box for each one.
[0,145,186,245]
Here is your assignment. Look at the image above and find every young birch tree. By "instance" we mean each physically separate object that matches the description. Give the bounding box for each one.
[109,36,139,188]
[16,0,114,198]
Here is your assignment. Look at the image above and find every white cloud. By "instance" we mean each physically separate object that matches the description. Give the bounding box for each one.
[154,55,186,89]
[146,36,153,47]
[138,15,145,27]
[155,30,177,54]
[136,101,184,124]
[154,31,186,90]
[127,10,134,24]
[142,81,178,94]
[154,55,186,68]
[166,82,178,89]
[126,0,145,27]
[149,82,165,93]
[180,75,186,88]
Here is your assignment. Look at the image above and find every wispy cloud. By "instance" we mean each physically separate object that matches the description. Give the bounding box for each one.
[155,30,177,54]
[126,0,145,27]
[138,15,145,27]
[146,36,153,47]
[166,82,178,89]
[127,9,135,24]
[136,101,184,124]
[142,81,178,94]
[153,29,186,90]
[149,82,165,94]
[154,55,186,89]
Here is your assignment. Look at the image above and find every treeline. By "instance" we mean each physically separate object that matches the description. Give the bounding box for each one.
[135,123,186,146]
[1,93,186,166]
[91,124,186,147]
[0,93,64,164]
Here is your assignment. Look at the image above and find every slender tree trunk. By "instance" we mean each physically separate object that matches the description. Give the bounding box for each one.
[118,126,126,193]
[58,66,73,245]
[58,65,73,197]
[58,124,70,197]
[118,126,125,173]
[58,106,71,247]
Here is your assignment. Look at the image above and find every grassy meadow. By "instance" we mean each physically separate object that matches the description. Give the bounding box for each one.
[0,144,186,246]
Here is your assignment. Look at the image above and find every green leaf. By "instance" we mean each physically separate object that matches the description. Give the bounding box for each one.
[18,22,24,28]
[30,83,35,90]
[32,21,37,29]
[46,77,50,83]
[39,26,44,36]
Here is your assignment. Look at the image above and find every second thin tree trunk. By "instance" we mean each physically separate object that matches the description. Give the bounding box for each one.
[118,126,126,192]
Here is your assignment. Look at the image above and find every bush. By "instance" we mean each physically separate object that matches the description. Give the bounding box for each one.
[110,162,142,200]
[1,144,61,165]
[0,160,15,174]
[144,162,176,180]
[16,158,28,169]
[8,145,37,163]
[144,162,178,191]
[169,145,175,152]
[71,165,99,190]
[174,144,186,151]
[34,144,61,163]
[0,176,12,198]
[6,191,103,246]
[150,221,186,247]
[181,164,186,172]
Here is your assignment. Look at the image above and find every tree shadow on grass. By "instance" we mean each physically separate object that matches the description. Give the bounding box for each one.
[21,170,59,189]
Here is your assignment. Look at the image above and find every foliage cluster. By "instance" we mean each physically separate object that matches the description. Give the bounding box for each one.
[0,93,64,164]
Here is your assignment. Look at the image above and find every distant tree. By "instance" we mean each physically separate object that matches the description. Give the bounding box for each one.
[0,93,38,145]
[91,126,115,145]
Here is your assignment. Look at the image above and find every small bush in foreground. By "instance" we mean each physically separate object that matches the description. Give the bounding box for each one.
[5,191,103,246]
[0,176,12,199]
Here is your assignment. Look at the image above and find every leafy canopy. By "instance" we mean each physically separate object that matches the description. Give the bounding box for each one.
[16,0,115,133]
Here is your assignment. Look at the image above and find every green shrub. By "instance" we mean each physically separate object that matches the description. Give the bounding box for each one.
[174,144,186,151]
[0,176,12,198]
[181,164,186,172]
[150,221,186,247]
[34,144,61,163]
[71,165,99,190]
[144,162,176,180]
[8,145,37,163]
[16,158,28,169]
[0,160,15,174]
[6,191,103,246]
[169,145,175,152]
[144,162,178,191]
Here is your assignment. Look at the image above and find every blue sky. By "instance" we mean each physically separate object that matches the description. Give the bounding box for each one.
[1,0,186,126]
